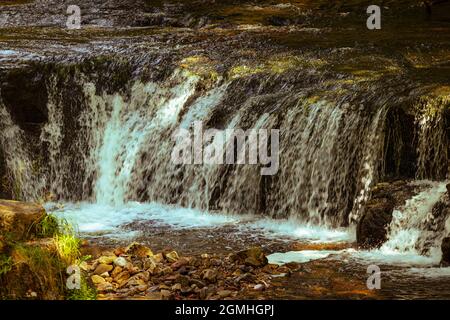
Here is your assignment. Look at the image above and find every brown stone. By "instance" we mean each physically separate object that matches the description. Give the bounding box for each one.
[98,255,116,265]
[125,242,153,258]
[153,253,164,263]
[91,275,106,284]
[165,251,179,263]
[218,290,232,298]
[202,269,218,283]
[160,289,174,300]
[114,271,131,285]
[231,247,268,267]
[171,257,188,270]
[111,266,123,278]
[94,263,114,275]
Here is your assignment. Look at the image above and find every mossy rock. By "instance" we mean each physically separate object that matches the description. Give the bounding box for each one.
[0,240,65,299]
[0,200,46,241]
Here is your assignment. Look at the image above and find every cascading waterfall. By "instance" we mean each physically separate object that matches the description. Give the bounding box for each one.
[375,181,449,263]
[0,62,449,264]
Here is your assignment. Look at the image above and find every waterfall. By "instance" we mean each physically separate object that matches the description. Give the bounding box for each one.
[416,98,450,180]
[0,99,46,200]
[0,62,448,233]
[379,181,449,262]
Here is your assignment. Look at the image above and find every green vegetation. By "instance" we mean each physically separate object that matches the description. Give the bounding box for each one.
[35,214,59,238]
[0,254,12,276]
[67,276,97,300]
[0,212,96,300]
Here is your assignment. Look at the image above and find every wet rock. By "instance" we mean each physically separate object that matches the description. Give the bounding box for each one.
[441,237,450,265]
[114,257,127,267]
[231,247,268,267]
[357,186,395,249]
[94,263,114,275]
[202,269,218,283]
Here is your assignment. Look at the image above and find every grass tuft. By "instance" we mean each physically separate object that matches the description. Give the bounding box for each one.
[0,254,13,276]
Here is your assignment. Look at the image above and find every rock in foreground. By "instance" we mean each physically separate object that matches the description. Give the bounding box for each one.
[0,200,46,240]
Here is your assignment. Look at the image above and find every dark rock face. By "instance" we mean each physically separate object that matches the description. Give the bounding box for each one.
[441,237,450,266]
[357,181,420,249]
[357,197,394,249]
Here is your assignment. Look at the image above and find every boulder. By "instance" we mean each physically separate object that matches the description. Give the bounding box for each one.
[0,200,46,240]
[441,237,450,266]
[357,197,394,249]
[355,181,419,249]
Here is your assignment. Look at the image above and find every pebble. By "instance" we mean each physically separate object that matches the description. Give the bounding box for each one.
[91,275,106,284]
[254,284,265,291]
[114,257,128,267]
[94,263,113,275]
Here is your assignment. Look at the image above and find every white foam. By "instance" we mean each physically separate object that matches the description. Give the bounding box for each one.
[45,202,239,233]
[246,217,354,243]
[349,249,440,266]
[0,50,16,55]
[45,201,354,244]
[268,250,341,265]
